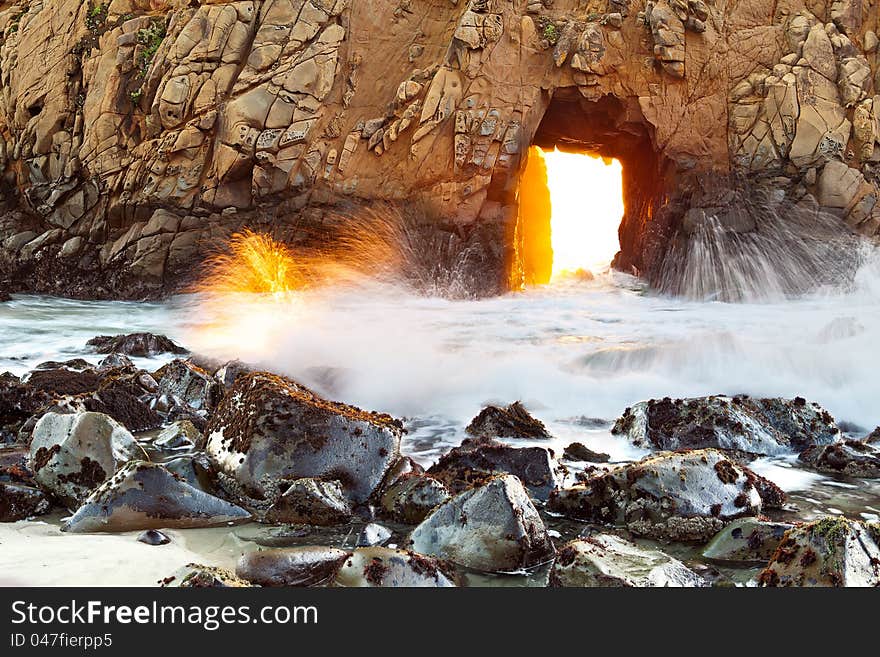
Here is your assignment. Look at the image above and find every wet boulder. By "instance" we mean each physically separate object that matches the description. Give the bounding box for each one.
[550,535,707,587]
[162,453,217,492]
[264,478,352,526]
[214,360,255,390]
[548,449,764,541]
[97,353,135,371]
[409,474,554,572]
[0,372,50,443]
[153,420,202,451]
[466,401,552,440]
[358,523,392,547]
[138,529,171,545]
[563,442,610,462]
[23,363,102,397]
[702,518,792,563]
[0,482,51,521]
[78,373,163,432]
[61,461,250,533]
[162,563,252,588]
[155,360,222,412]
[0,446,50,521]
[758,517,880,587]
[334,547,456,587]
[29,411,146,507]
[428,437,562,499]
[379,474,451,524]
[799,440,880,478]
[87,333,187,357]
[205,373,403,503]
[236,547,351,586]
[613,395,840,456]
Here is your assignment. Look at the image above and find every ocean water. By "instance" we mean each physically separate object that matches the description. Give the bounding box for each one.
[2,247,880,477]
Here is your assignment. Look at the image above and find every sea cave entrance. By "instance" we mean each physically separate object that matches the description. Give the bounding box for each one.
[510,92,666,289]
[519,147,623,284]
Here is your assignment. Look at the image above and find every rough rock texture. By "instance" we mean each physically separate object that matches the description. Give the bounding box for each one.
[334,547,457,587]
[162,563,252,588]
[155,359,222,412]
[205,372,403,502]
[0,372,50,443]
[236,546,351,586]
[0,481,50,521]
[61,460,250,532]
[613,395,841,456]
[28,411,146,507]
[408,474,554,572]
[263,477,352,525]
[758,517,880,587]
[465,402,552,439]
[799,439,880,477]
[379,473,451,524]
[562,442,610,462]
[702,517,792,563]
[550,534,707,587]
[357,522,392,547]
[427,436,562,499]
[1,2,878,298]
[87,332,187,356]
[548,449,764,541]
[153,418,202,450]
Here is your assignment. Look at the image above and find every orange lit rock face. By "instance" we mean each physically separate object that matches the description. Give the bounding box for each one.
[0,1,878,298]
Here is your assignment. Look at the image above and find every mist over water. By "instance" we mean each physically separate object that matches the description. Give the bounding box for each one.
[3,231,880,468]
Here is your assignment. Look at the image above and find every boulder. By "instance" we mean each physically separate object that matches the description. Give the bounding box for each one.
[97,353,135,370]
[563,442,610,462]
[799,440,880,477]
[86,333,187,357]
[612,395,840,456]
[29,412,146,507]
[428,437,561,499]
[153,420,202,451]
[466,402,552,439]
[334,547,456,587]
[162,563,252,588]
[358,523,392,547]
[548,449,764,541]
[264,478,352,525]
[0,372,50,442]
[78,372,163,432]
[409,474,554,572]
[155,360,222,412]
[702,518,792,563]
[379,474,451,524]
[162,453,217,492]
[214,360,255,389]
[550,535,707,587]
[236,547,351,586]
[62,461,250,533]
[205,373,403,502]
[23,366,102,397]
[0,482,51,521]
[138,529,171,545]
[758,517,880,587]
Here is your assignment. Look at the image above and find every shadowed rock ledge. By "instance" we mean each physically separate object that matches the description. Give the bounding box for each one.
[0,1,878,298]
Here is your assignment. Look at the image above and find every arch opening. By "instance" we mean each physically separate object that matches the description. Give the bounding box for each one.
[509,92,668,290]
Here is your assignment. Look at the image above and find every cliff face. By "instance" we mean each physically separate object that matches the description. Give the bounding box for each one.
[0,0,878,298]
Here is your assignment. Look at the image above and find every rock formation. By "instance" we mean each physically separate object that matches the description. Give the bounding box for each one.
[0,1,878,298]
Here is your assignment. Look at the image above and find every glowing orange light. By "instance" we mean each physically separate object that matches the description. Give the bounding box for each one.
[195,229,305,296]
[540,147,624,278]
